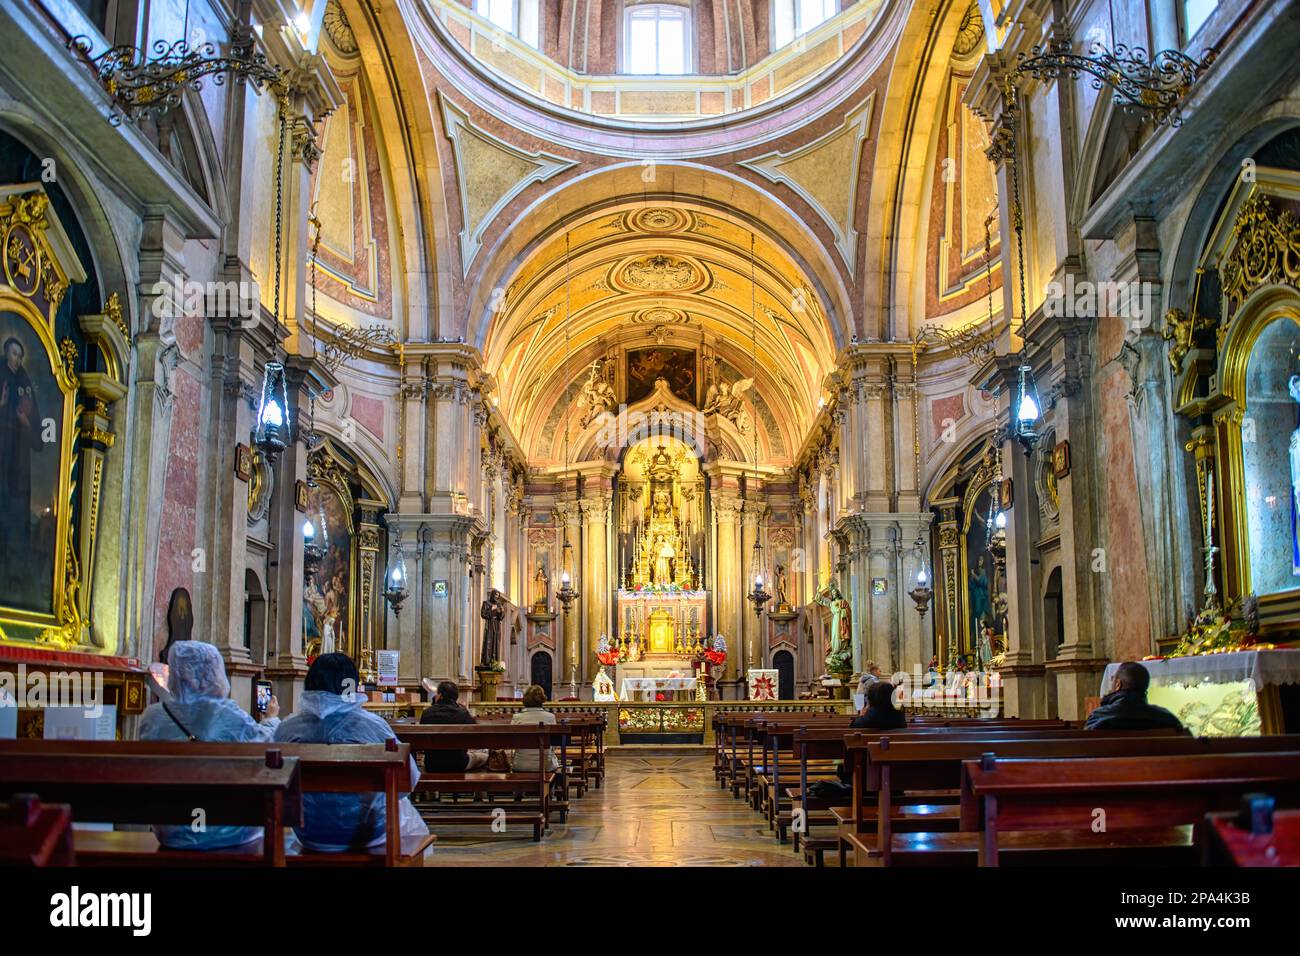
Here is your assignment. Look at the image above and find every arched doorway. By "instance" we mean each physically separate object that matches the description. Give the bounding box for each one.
[773,650,795,700]
[530,651,553,700]
[244,569,267,664]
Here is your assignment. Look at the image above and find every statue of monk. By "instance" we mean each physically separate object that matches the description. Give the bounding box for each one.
[480,588,505,667]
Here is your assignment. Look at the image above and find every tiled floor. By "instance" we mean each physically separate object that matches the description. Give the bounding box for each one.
[421,754,809,866]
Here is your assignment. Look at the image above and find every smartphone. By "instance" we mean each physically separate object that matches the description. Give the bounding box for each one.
[255,680,273,714]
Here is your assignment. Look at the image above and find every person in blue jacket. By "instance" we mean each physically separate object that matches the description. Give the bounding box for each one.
[273,653,428,853]
[138,641,280,850]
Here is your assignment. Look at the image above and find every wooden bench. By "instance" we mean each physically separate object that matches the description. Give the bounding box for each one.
[0,794,74,866]
[0,738,432,866]
[0,748,302,866]
[828,727,1190,866]
[753,719,1082,848]
[967,749,1300,866]
[842,733,1300,867]
[560,715,605,793]
[395,725,553,841]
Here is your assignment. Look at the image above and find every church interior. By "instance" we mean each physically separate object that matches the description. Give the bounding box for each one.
[4,0,1300,894]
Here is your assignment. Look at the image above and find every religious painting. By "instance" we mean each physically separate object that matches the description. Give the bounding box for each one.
[294,479,309,512]
[303,481,354,659]
[1052,440,1071,479]
[626,347,696,405]
[961,481,1004,664]
[0,307,71,619]
[234,443,252,482]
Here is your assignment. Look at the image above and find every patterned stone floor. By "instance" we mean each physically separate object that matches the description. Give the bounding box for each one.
[421,754,809,867]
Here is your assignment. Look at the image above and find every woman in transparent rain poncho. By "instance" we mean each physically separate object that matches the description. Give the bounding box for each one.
[137,641,282,850]
[274,653,429,854]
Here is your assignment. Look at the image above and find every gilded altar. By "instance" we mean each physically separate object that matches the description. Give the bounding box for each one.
[614,437,709,658]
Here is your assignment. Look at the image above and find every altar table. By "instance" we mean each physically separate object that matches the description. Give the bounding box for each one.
[619,677,698,701]
[1100,649,1300,735]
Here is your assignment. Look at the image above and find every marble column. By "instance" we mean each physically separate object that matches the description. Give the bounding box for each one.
[994,357,1047,717]
[741,497,764,674]
[263,357,319,711]
[580,493,612,682]
[554,501,583,689]
[711,491,744,689]
[205,320,262,702]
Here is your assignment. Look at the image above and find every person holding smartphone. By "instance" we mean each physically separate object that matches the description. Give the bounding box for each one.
[138,642,282,850]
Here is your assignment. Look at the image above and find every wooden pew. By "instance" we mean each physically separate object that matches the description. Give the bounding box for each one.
[967,750,1300,866]
[830,727,1190,866]
[753,719,1082,845]
[395,724,553,841]
[0,739,431,866]
[842,733,1300,867]
[559,715,603,796]
[0,749,302,866]
[0,794,74,866]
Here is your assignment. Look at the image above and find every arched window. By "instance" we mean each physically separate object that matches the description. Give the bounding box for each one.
[625,3,691,75]
[474,0,540,48]
[1181,0,1217,41]
[773,0,838,50]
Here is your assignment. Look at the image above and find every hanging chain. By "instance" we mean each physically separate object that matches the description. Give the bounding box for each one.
[1004,82,1029,345]
[984,211,996,332]
[271,94,289,338]
[563,230,572,478]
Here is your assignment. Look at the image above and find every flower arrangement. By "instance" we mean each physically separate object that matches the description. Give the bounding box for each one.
[704,633,727,668]
[1168,596,1274,659]
[596,633,621,667]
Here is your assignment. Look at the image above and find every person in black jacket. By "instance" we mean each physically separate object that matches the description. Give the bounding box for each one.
[851,681,907,730]
[419,681,488,772]
[1085,662,1183,731]
[836,681,908,786]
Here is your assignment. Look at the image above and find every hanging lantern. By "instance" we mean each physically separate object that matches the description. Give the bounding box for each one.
[905,534,934,620]
[383,543,409,619]
[746,539,770,619]
[1012,363,1041,450]
[254,360,291,461]
[557,533,579,611]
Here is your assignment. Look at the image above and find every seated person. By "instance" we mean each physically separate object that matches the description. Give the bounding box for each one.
[419,680,488,772]
[856,660,883,697]
[139,641,280,850]
[851,680,907,730]
[274,653,429,852]
[1085,662,1183,731]
[510,684,560,773]
[838,681,907,784]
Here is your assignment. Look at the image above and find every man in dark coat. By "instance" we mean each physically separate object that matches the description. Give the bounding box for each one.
[418,680,488,772]
[1085,662,1184,731]
[0,336,41,589]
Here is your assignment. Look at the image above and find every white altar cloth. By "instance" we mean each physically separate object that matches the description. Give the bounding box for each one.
[1100,649,1300,695]
[620,676,698,700]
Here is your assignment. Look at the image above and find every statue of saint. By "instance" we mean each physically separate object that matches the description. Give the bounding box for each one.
[654,535,673,585]
[479,588,505,667]
[775,564,789,608]
[533,563,549,609]
[815,580,852,673]
[969,554,991,641]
